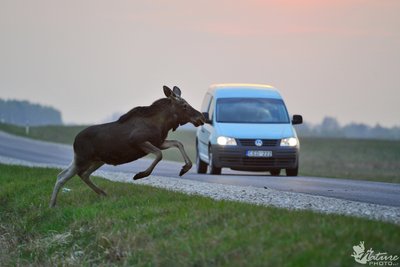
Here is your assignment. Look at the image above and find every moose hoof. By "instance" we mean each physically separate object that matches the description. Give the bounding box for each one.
[179,165,192,177]
[134,172,149,180]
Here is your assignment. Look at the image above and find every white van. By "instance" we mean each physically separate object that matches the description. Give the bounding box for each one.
[196,83,303,176]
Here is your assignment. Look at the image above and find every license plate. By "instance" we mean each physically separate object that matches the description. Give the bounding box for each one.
[246,150,273,158]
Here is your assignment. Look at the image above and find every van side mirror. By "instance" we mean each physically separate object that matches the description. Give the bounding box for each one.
[292,115,303,125]
[202,112,212,124]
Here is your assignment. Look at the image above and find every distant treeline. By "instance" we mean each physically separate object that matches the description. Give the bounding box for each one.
[296,117,400,140]
[0,99,62,126]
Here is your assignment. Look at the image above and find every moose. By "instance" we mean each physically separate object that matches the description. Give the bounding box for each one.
[50,86,205,207]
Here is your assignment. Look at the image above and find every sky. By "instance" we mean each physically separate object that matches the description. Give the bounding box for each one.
[0,0,399,127]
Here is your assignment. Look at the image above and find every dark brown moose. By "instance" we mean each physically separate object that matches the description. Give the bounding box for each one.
[50,86,205,207]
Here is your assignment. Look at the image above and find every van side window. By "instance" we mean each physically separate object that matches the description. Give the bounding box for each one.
[208,97,215,120]
[201,93,212,113]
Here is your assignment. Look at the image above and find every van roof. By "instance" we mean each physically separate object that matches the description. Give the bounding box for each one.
[208,83,282,99]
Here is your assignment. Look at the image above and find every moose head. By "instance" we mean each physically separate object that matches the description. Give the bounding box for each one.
[163,85,205,127]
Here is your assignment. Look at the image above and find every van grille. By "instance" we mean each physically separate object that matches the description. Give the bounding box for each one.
[214,147,297,169]
[218,156,296,167]
[237,139,279,147]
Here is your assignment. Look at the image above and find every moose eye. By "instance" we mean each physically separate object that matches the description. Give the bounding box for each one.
[183,104,188,110]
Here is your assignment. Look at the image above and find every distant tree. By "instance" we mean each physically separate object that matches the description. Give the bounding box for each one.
[342,123,371,139]
[0,99,63,126]
[294,122,314,137]
[293,116,399,140]
[318,117,343,137]
[393,127,400,140]
[370,124,395,140]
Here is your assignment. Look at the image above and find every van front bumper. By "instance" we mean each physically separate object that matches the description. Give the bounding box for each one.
[211,144,298,171]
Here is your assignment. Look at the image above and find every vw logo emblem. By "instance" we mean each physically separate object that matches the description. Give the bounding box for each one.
[255,139,263,147]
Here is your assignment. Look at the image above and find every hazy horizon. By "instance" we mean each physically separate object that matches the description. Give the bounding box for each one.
[1,0,399,127]
[1,96,399,129]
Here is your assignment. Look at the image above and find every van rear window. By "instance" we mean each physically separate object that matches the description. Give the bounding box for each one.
[216,98,290,123]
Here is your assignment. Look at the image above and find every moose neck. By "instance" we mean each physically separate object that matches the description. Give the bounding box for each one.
[119,98,181,140]
[158,105,180,137]
[142,99,180,139]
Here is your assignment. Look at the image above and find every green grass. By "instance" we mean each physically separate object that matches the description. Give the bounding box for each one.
[1,122,400,183]
[0,164,399,266]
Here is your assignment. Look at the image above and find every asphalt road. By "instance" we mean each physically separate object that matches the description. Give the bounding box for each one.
[1,131,399,207]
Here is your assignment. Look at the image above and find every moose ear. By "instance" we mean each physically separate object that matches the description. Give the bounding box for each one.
[163,86,173,98]
[173,86,181,97]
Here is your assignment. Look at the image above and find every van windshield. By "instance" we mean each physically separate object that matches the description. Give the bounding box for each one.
[216,98,290,123]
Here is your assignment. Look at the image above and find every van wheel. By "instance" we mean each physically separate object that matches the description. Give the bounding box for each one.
[196,150,207,174]
[208,148,221,175]
[270,169,281,176]
[286,166,298,176]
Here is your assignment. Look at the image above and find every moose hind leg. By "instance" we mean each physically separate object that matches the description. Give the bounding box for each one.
[161,140,192,176]
[133,141,163,180]
[79,162,106,196]
[49,160,78,208]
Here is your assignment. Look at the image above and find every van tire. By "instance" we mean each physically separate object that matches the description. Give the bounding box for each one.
[270,169,281,176]
[286,166,298,176]
[196,151,207,174]
[209,147,221,175]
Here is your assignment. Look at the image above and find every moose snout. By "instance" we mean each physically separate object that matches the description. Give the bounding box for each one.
[199,113,206,124]
[192,113,205,127]
[197,116,205,126]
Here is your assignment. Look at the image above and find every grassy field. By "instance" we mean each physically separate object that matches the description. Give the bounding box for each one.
[0,122,86,144]
[1,122,399,183]
[299,138,400,183]
[0,164,399,266]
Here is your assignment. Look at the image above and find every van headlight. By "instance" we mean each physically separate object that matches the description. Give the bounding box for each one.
[280,137,298,147]
[217,136,237,146]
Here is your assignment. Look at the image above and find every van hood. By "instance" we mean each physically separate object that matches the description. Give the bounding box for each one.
[215,123,296,139]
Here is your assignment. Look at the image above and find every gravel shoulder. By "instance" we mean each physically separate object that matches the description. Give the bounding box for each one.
[1,155,399,225]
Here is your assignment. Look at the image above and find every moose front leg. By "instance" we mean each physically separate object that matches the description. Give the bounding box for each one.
[160,140,192,176]
[133,141,163,180]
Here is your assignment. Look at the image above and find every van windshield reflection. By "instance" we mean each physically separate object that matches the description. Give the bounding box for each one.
[216,98,290,123]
